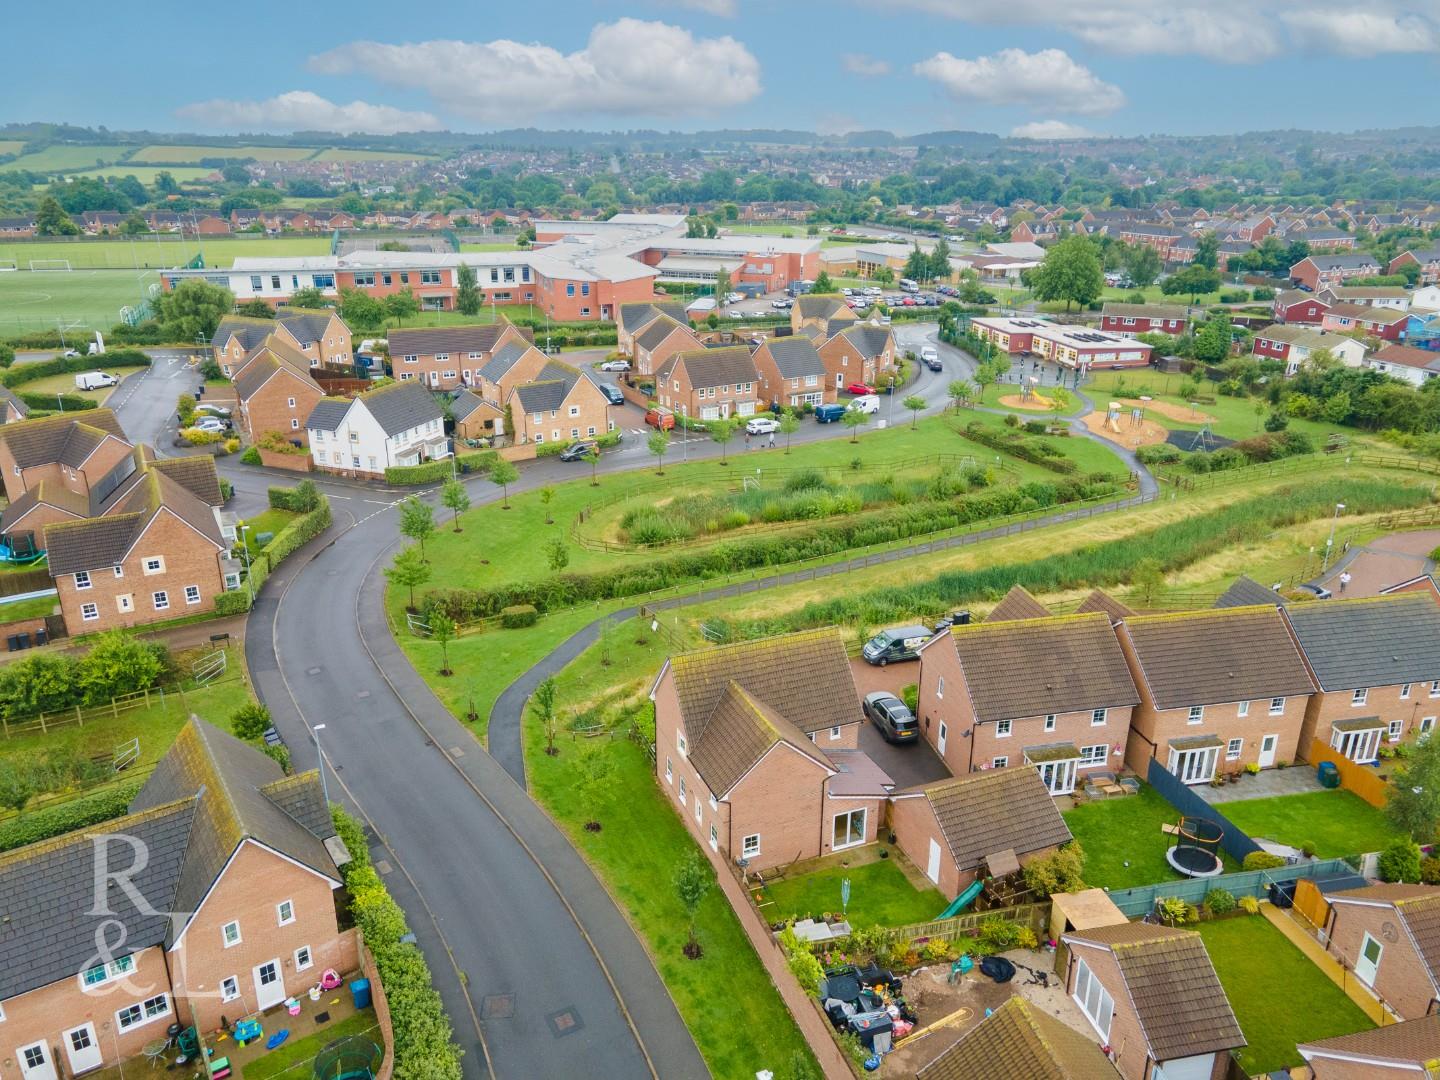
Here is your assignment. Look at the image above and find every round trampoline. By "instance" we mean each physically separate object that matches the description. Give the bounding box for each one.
[313,1035,383,1080]
[1165,816,1225,878]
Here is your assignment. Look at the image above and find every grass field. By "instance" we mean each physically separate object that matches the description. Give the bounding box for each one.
[0,141,26,157]
[1219,790,1402,857]
[131,144,318,163]
[20,367,133,404]
[239,1013,380,1080]
[0,145,132,172]
[312,147,435,161]
[61,165,215,184]
[0,268,158,335]
[0,235,331,271]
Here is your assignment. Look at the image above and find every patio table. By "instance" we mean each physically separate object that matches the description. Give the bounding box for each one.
[142,1037,170,1067]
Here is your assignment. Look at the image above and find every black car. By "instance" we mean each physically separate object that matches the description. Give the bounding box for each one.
[559,440,598,462]
[862,692,919,743]
[600,383,624,405]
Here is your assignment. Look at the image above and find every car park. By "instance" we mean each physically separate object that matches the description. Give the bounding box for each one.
[863,692,919,743]
[600,359,630,372]
[846,382,876,395]
[861,624,933,666]
[771,298,792,309]
[559,440,598,462]
[745,416,780,435]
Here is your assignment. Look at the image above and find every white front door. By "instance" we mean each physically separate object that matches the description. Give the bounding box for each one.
[1355,932,1383,987]
[17,1041,57,1080]
[926,838,942,885]
[63,1023,102,1074]
[254,957,285,1011]
[937,721,948,755]
[1258,734,1278,768]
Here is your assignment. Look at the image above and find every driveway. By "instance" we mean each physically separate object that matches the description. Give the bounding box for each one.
[848,659,952,790]
[1317,529,1440,597]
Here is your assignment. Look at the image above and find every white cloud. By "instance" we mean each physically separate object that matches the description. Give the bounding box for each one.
[659,0,737,13]
[309,20,761,122]
[842,53,891,76]
[882,0,1440,62]
[914,48,1124,115]
[1010,120,1094,139]
[176,91,440,135]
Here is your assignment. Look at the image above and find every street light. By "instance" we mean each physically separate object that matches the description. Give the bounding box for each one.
[1322,502,1346,573]
[313,723,331,806]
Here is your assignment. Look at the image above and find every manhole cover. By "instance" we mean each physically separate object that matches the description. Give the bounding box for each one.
[375,859,393,875]
[307,667,322,676]
[547,1008,583,1038]
[449,746,465,758]
[482,994,514,1019]
[357,690,371,699]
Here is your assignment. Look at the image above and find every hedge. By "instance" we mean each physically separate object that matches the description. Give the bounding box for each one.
[500,604,539,628]
[962,422,1080,474]
[384,450,498,486]
[331,807,462,1080]
[244,495,333,597]
[214,590,253,616]
[0,779,144,852]
[0,350,151,389]
[269,480,321,512]
[18,391,97,412]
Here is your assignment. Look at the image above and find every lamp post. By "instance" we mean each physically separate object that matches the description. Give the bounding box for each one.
[1322,502,1346,573]
[239,523,254,604]
[313,723,330,806]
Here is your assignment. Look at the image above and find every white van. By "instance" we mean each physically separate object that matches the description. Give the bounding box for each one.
[74,371,119,391]
[899,278,920,293]
[849,394,880,415]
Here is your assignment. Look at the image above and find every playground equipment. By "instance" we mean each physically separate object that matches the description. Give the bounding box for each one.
[1188,425,1216,453]
[0,532,44,564]
[313,1035,384,1080]
[1165,816,1225,878]
[934,878,984,920]
[1106,401,1123,434]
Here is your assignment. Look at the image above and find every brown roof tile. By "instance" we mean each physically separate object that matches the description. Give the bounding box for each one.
[0,409,127,470]
[658,346,758,390]
[387,323,510,357]
[689,682,834,796]
[149,456,224,506]
[1122,606,1316,711]
[1075,589,1135,622]
[1299,1014,1440,1065]
[913,766,1072,871]
[44,471,222,575]
[917,996,1119,1080]
[986,584,1052,623]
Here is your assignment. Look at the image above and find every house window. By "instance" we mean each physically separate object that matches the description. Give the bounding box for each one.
[114,566,123,578]
[694,796,702,824]
[678,777,687,805]
[1073,959,1114,1041]
[1091,708,1107,726]
[222,920,241,947]
[708,794,717,811]
[1188,705,1204,724]
[829,726,841,740]
[74,570,91,590]
[1237,700,1249,717]
[1269,697,1286,715]
[1079,744,1108,765]
[82,955,136,987]
[677,731,687,756]
[185,585,201,605]
[291,418,300,430]
[152,591,169,611]
[1430,681,1439,698]
[936,676,944,699]
[1352,688,1369,706]
[277,900,295,926]
[295,945,313,971]
[742,833,761,859]
[1402,683,1413,700]
[709,825,718,851]
[1227,738,1243,761]
[143,556,164,574]
[116,994,170,1031]
[996,719,1012,738]
[1389,720,1404,740]
[664,756,672,783]
[221,976,240,1002]
[992,756,1008,768]
[81,602,99,621]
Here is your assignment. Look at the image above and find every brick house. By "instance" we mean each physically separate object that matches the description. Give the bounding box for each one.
[792,295,858,336]
[1099,303,1190,337]
[1283,594,1440,761]
[752,337,833,409]
[211,312,352,376]
[0,216,37,238]
[1251,325,1369,374]
[474,339,550,404]
[616,301,690,354]
[232,336,327,446]
[1388,245,1440,283]
[1320,303,1408,341]
[306,381,447,477]
[1299,227,1357,252]
[1322,884,1440,1020]
[450,389,505,443]
[1368,344,1440,387]
[508,361,614,451]
[654,346,760,421]
[1290,254,1381,292]
[0,386,31,426]
[650,630,890,873]
[914,994,1121,1079]
[1272,290,1331,325]
[889,766,1072,900]
[44,460,232,633]
[1299,1015,1440,1079]
[1060,923,1245,1080]
[915,612,1140,795]
[0,717,357,1079]
[386,322,533,392]
[1117,606,1317,783]
[1318,286,1411,312]
[816,323,898,392]
[631,315,702,377]
[0,410,133,502]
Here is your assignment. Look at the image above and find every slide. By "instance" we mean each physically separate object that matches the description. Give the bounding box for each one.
[1107,402,1123,433]
[935,879,985,920]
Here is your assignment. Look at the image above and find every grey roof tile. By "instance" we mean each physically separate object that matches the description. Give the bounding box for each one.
[762,337,827,379]
[1285,594,1440,691]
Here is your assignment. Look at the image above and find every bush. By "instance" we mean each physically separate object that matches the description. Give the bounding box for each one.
[1238,895,1260,915]
[19,391,96,412]
[778,923,824,993]
[384,458,457,485]
[0,349,150,389]
[0,779,143,851]
[1021,842,1086,897]
[214,590,252,616]
[1204,888,1237,915]
[181,427,222,446]
[1136,444,1182,465]
[269,480,320,513]
[1242,851,1286,871]
[901,683,918,713]
[240,446,262,466]
[1421,856,1440,885]
[500,604,539,628]
[1379,838,1423,883]
[230,702,272,741]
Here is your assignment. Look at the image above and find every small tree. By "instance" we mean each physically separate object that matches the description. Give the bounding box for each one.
[673,850,713,959]
[490,457,519,509]
[230,702,273,741]
[575,745,615,831]
[539,485,556,524]
[288,285,328,310]
[0,760,38,816]
[384,546,431,610]
[398,497,436,560]
[384,288,420,326]
[648,428,669,474]
[1049,386,1072,427]
[779,410,800,453]
[546,537,569,572]
[533,676,560,756]
[811,270,836,294]
[842,407,869,443]
[440,477,469,532]
[456,263,481,316]
[236,298,275,319]
[948,378,975,411]
[709,416,736,463]
[1132,557,1165,608]
[583,447,601,486]
[1387,736,1440,841]
[902,394,926,429]
[430,615,457,676]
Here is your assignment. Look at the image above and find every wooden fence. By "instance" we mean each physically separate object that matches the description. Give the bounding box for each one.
[1307,738,1392,809]
[0,673,247,740]
[881,903,1049,946]
[0,570,53,598]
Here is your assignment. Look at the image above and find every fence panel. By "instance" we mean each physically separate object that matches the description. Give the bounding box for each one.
[1105,858,1358,918]
[1307,739,1391,809]
[1145,759,1262,864]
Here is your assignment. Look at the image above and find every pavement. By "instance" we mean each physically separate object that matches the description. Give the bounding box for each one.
[1196,766,1323,803]
[1317,529,1440,597]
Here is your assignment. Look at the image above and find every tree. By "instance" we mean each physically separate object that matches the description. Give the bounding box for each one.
[338,288,388,332]
[440,477,469,531]
[713,266,732,304]
[874,266,894,285]
[902,394,926,429]
[1027,235,1104,311]
[903,243,931,283]
[120,212,148,236]
[1132,558,1165,607]
[397,496,436,560]
[583,447,601,486]
[948,378,975,411]
[77,632,162,703]
[842,407,869,443]
[648,429,669,474]
[709,416,736,463]
[546,537,570,572]
[779,410,800,453]
[1122,243,1163,287]
[236,298,275,319]
[1161,265,1222,304]
[538,485,556,524]
[430,615,456,676]
[1194,233,1220,270]
[672,850,712,959]
[156,279,234,342]
[929,237,953,282]
[0,760,38,816]
[490,457,519,508]
[1192,316,1232,364]
[1049,386,1072,426]
[230,702,273,742]
[811,270,836,294]
[288,285,328,310]
[1387,737,1440,842]
[384,546,430,610]
[384,288,420,326]
[575,745,615,831]
[533,676,560,756]
[456,263,481,316]
[34,196,78,236]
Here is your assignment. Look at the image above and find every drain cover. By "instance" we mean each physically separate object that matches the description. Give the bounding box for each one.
[547,1007,583,1038]
[482,994,514,1020]
[449,746,465,758]
[375,859,393,875]
[307,666,322,676]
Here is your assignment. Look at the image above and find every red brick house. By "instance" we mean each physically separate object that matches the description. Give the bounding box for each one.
[616,301,690,354]
[233,336,328,446]
[1388,245,1440,283]
[1099,303,1189,337]
[792,295,858,337]
[0,410,133,502]
[816,323,897,392]
[387,322,533,392]
[631,315,702,377]
[1321,303,1408,341]
[1299,1015,1440,1079]
[211,312,352,376]
[654,346,760,421]
[1323,884,1440,1020]
[1252,325,1369,373]
[1290,253,1381,292]
[1272,290,1331,325]
[752,337,834,409]
[0,717,357,1078]
[508,361,614,452]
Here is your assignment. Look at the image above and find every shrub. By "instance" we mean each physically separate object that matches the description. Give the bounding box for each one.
[1379,838,1423,883]
[1242,851,1286,871]
[1156,896,1192,925]
[1021,842,1086,897]
[920,937,955,963]
[180,427,222,445]
[269,480,320,513]
[778,923,824,993]
[500,604,538,628]
[240,446,262,466]
[0,349,150,389]
[975,917,1031,953]
[1238,895,1260,915]
[1204,888,1237,915]
[230,702,272,741]
[214,590,252,615]
[901,683,918,713]
[0,779,143,851]
[1136,444,1182,465]
[1421,856,1440,885]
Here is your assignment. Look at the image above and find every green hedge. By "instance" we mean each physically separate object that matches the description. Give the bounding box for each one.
[0,350,151,389]
[331,807,462,1079]
[18,391,97,412]
[269,479,321,512]
[0,779,144,852]
[245,496,332,597]
[384,450,498,486]
[500,604,539,628]
[962,422,1079,474]
[214,590,252,616]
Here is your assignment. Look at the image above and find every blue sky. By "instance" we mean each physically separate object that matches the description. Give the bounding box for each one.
[8,1,1440,139]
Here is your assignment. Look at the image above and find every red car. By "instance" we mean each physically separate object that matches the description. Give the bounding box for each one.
[846,382,877,396]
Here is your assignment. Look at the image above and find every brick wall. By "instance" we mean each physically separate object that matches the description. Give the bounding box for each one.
[1326,901,1438,1020]
[358,939,395,1080]
[243,372,323,446]
[1299,682,1438,754]
[258,449,314,472]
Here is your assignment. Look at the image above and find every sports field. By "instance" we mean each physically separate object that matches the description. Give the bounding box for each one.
[0,236,331,270]
[131,144,318,163]
[0,145,132,172]
[0,268,158,335]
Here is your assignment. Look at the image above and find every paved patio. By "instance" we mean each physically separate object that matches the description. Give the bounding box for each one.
[1196,766,1323,803]
[1316,528,1440,597]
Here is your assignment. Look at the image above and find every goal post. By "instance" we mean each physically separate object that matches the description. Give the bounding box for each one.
[28,259,72,272]
[0,259,16,272]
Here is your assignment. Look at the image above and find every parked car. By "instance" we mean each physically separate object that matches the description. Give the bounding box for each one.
[599,383,624,405]
[61,349,81,359]
[600,359,631,372]
[192,417,229,434]
[559,440,598,462]
[920,346,941,371]
[195,403,232,418]
[728,310,746,319]
[771,298,792,309]
[846,382,877,396]
[644,407,675,430]
[1296,583,1333,600]
[861,624,933,666]
[850,395,880,415]
[814,403,849,423]
[863,692,919,743]
[745,416,780,435]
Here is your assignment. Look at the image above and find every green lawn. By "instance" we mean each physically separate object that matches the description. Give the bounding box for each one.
[761,857,946,928]
[0,236,332,271]
[67,165,216,183]
[0,144,133,172]
[18,367,133,403]
[0,268,159,335]
[958,409,1132,477]
[238,508,299,549]
[1196,915,1373,1073]
[0,593,58,622]
[1063,785,1239,890]
[1219,790,1402,857]
[238,1011,380,1080]
[131,144,320,163]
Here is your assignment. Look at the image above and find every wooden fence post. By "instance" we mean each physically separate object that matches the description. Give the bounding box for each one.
[75,703,82,728]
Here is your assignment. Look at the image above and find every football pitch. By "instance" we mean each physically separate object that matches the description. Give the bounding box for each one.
[0,236,331,270]
[0,268,158,336]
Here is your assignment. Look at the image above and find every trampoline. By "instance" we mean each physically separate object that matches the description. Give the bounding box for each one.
[313,1035,383,1080]
[1165,816,1225,878]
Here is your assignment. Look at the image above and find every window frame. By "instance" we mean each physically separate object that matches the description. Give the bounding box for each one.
[295,945,313,971]
[741,833,761,859]
[1269,696,1286,715]
[222,920,241,948]
[1226,737,1243,761]
[277,899,295,926]
[995,718,1012,738]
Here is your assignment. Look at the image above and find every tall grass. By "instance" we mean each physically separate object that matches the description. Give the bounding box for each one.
[742,477,1434,636]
